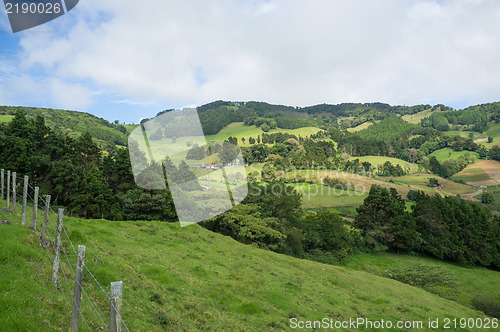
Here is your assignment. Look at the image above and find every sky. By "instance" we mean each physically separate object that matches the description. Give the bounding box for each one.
[1,0,500,124]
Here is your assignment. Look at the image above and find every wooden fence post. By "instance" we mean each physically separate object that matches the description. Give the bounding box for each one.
[6,170,10,207]
[110,281,123,332]
[21,175,28,225]
[12,172,16,213]
[1,169,4,200]
[32,187,39,230]
[70,245,86,332]
[52,208,64,286]
[41,195,51,244]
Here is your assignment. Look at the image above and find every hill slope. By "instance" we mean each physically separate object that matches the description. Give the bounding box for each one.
[0,106,129,148]
[1,204,488,331]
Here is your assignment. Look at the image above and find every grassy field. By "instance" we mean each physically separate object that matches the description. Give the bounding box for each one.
[401,108,435,124]
[453,166,491,182]
[205,122,323,146]
[349,156,420,174]
[289,183,367,208]
[346,253,500,311]
[0,199,491,331]
[428,148,480,163]
[452,172,491,183]
[123,124,139,133]
[473,184,500,213]
[0,114,14,123]
[395,174,475,196]
[452,160,500,186]
[346,122,373,132]
[445,123,500,148]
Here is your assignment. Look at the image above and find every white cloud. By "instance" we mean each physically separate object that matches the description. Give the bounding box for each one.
[6,0,500,113]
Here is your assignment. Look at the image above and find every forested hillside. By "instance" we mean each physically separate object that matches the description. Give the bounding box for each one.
[0,106,129,150]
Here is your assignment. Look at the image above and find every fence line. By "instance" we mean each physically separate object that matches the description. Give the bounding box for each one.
[1,170,129,331]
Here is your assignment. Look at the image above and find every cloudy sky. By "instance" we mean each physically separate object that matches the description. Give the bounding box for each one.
[1,0,500,123]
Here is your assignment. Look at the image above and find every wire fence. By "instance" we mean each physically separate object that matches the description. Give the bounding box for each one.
[2,170,130,331]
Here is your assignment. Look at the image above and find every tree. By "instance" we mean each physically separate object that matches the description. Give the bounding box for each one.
[428,178,439,187]
[481,192,494,204]
[301,210,356,262]
[201,204,286,251]
[490,146,500,161]
[354,185,418,252]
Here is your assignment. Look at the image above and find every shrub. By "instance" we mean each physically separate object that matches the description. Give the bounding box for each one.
[471,297,500,318]
[481,192,494,204]
[428,178,439,187]
[323,176,349,189]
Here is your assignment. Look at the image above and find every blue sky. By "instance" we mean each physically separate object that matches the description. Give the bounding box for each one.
[1,0,500,124]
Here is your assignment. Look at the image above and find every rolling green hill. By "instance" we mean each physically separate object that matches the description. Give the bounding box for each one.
[0,106,129,149]
[0,202,492,331]
[429,148,480,163]
[349,156,420,173]
[205,122,323,146]
[401,107,437,124]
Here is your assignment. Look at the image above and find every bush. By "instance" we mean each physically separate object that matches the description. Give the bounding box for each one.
[383,264,459,299]
[481,192,494,204]
[407,190,420,201]
[323,176,349,189]
[428,178,439,187]
[471,297,500,318]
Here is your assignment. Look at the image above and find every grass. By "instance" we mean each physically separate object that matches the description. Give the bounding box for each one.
[349,156,420,174]
[289,183,367,208]
[401,108,435,124]
[428,148,480,163]
[346,122,373,132]
[395,174,475,196]
[451,173,491,183]
[463,168,485,174]
[444,123,500,148]
[0,198,491,331]
[346,253,500,311]
[205,122,323,146]
[0,115,14,123]
[473,184,500,213]
[123,124,139,133]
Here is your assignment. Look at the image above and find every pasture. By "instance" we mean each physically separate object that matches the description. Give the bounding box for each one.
[205,122,323,146]
[349,156,420,173]
[428,148,480,163]
[346,121,373,132]
[0,115,14,123]
[401,108,436,124]
[0,206,488,331]
[454,159,500,186]
[395,174,475,196]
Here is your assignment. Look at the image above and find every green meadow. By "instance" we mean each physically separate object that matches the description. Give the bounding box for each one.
[429,148,480,163]
[349,156,420,173]
[205,122,323,146]
[401,108,436,124]
[0,200,492,331]
[0,115,14,123]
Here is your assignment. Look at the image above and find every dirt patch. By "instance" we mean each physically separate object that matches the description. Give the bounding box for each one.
[474,138,487,143]
[460,160,500,186]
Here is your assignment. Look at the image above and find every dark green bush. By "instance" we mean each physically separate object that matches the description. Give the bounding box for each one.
[383,264,459,299]
[471,297,500,318]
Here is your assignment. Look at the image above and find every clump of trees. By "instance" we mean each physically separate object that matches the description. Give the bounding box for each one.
[202,181,359,264]
[355,185,500,270]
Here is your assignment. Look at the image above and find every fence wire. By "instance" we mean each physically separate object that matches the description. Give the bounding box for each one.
[2,172,131,331]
